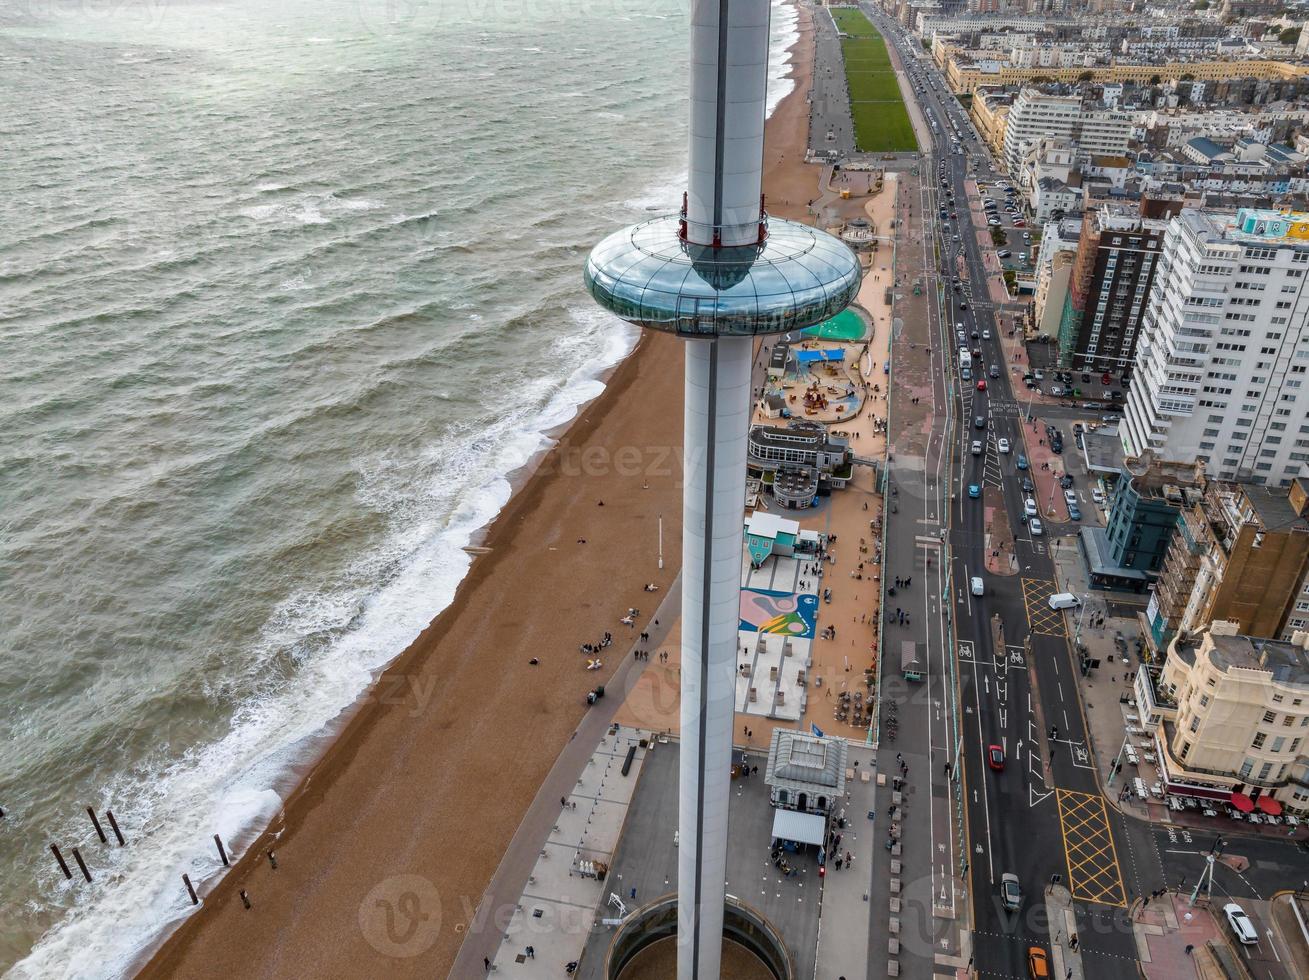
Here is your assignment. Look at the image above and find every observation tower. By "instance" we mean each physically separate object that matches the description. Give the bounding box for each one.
[584,2,861,977]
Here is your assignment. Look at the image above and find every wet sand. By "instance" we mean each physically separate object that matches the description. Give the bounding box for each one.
[135,5,822,979]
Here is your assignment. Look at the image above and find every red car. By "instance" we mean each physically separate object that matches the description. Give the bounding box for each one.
[977,379,987,391]
[1101,372,1112,385]
[987,744,1005,770]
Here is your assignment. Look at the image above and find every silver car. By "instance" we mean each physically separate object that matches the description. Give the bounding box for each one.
[1001,873,1022,911]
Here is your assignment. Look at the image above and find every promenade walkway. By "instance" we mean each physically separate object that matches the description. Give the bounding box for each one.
[451,588,681,977]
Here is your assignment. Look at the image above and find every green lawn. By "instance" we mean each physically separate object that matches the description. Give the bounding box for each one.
[834,12,917,153]
[831,7,878,37]
[850,102,916,153]
[847,68,902,102]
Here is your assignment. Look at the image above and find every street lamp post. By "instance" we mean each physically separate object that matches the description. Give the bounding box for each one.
[1106,731,1131,788]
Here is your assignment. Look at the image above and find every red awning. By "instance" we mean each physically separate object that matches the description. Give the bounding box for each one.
[1229,791,1255,813]
[1256,796,1283,816]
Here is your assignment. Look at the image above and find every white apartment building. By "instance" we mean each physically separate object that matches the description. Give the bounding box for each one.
[1002,88,1134,175]
[1122,208,1309,487]
[1153,620,1309,815]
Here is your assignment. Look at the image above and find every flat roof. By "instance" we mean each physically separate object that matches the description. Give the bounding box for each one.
[1082,427,1124,474]
[1080,526,1150,581]
[771,808,827,846]
[747,512,801,539]
[1208,633,1309,686]
[1242,485,1308,532]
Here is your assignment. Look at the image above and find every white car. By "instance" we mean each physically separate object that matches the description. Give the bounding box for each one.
[971,576,984,596]
[971,440,983,455]
[997,438,1010,454]
[1223,903,1258,945]
[1064,489,1078,506]
[982,329,991,339]
[1030,518,1044,536]
[1092,489,1106,505]
[1024,497,1038,517]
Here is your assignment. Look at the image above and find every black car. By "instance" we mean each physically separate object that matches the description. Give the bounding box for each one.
[1060,474,1074,489]
[1022,477,1034,493]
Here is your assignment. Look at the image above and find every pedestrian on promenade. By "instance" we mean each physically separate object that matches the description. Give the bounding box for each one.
[484,958,491,971]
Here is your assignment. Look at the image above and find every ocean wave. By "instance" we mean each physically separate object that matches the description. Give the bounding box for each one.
[9,299,637,980]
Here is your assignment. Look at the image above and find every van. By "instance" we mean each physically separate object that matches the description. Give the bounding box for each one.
[971,576,984,596]
[1047,593,1082,610]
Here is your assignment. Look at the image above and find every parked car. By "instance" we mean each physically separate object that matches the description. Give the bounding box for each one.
[1068,504,1082,521]
[1024,497,1038,517]
[1030,518,1044,536]
[1016,454,1029,470]
[1021,476,1034,493]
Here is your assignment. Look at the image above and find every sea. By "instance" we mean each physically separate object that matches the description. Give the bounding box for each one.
[0,0,799,975]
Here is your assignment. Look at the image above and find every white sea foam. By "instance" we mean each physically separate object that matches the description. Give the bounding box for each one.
[5,2,798,975]
[10,303,638,980]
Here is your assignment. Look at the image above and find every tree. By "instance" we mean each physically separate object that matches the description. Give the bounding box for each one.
[1149,74,1162,86]
[1280,27,1301,45]
[1193,0,1209,8]
[1078,70,1094,81]
[1003,269,1018,293]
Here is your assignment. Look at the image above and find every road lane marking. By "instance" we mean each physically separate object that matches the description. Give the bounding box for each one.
[1055,789,1127,907]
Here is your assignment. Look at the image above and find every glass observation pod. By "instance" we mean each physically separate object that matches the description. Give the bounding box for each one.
[585,214,862,338]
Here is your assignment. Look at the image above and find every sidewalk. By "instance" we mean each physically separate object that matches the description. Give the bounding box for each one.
[1132,891,1225,980]
[815,743,878,980]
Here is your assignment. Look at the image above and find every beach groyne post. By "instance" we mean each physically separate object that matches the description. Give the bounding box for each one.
[86,806,107,844]
[240,889,251,910]
[105,809,126,846]
[183,873,198,905]
[51,844,72,880]
[267,850,278,870]
[71,847,92,882]
[214,834,229,867]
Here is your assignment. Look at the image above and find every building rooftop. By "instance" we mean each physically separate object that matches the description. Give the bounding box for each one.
[1241,485,1309,534]
[1207,632,1309,687]
[746,512,801,540]
[765,729,848,793]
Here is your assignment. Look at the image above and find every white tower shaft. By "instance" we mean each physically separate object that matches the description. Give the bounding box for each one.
[686,0,770,247]
[679,335,752,979]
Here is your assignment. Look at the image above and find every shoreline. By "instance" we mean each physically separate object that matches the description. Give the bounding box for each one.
[133,6,820,979]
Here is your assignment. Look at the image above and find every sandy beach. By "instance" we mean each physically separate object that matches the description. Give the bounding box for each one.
[135,6,823,979]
